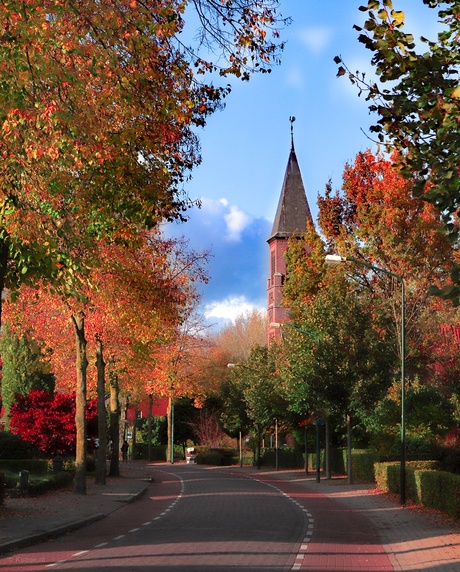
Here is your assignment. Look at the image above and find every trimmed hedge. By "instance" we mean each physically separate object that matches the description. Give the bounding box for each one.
[375,460,439,496]
[195,448,254,466]
[133,444,167,461]
[0,471,5,506]
[373,460,460,518]
[0,459,49,475]
[420,470,460,519]
[27,472,73,496]
[261,449,305,469]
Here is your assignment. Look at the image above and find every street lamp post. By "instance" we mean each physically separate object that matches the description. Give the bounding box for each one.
[325,254,406,505]
[169,387,175,464]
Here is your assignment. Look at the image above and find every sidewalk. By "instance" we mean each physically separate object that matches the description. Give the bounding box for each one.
[0,461,152,554]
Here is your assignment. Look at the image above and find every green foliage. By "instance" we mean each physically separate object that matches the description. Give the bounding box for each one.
[1,325,55,424]
[375,460,440,493]
[196,449,236,466]
[421,470,460,519]
[27,472,74,496]
[375,461,460,518]
[216,377,251,438]
[135,417,167,447]
[329,449,377,482]
[438,444,460,474]
[0,471,5,506]
[226,345,290,431]
[0,431,38,460]
[280,271,393,427]
[132,444,167,461]
[367,378,454,455]
[0,459,49,474]
[260,448,305,469]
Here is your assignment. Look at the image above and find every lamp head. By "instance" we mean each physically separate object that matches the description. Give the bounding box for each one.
[325,254,347,266]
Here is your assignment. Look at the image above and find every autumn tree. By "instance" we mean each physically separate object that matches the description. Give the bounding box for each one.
[335,0,460,300]
[317,150,455,377]
[213,310,267,362]
[281,150,457,454]
[0,1,288,321]
[4,230,209,488]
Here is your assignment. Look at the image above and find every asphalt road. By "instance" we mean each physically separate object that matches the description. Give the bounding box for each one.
[0,465,310,571]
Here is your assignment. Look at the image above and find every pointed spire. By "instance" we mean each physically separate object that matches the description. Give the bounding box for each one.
[268,121,312,242]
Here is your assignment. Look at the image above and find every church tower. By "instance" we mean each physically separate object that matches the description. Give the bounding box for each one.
[267,120,312,343]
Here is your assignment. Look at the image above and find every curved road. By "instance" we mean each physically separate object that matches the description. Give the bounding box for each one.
[0,464,393,571]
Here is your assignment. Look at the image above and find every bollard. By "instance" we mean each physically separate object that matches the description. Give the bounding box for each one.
[19,470,29,493]
[53,455,63,472]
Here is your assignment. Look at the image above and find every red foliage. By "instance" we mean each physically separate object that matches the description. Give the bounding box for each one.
[9,390,97,456]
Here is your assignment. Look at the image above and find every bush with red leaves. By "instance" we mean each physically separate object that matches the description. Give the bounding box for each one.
[9,390,98,456]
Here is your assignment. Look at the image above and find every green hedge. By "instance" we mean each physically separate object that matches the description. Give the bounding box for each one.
[0,471,5,506]
[0,459,49,475]
[373,460,460,518]
[27,472,73,496]
[133,444,167,461]
[261,449,305,469]
[420,471,460,519]
[195,448,254,467]
[375,460,439,496]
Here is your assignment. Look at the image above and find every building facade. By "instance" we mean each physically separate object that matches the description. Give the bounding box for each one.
[267,138,312,343]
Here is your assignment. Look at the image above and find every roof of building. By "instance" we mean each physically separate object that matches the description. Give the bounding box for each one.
[268,142,312,242]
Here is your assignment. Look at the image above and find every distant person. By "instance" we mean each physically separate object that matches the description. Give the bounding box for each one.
[121,440,129,462]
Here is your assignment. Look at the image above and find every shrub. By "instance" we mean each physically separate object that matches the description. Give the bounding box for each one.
[438,445,460,474]
[0,471,5,506]
[196,449,235,466]
[27,472,73,496]
[375,460,440,496]
[420,471,460,519]
[0,459,49,475]
[0,432,38,459]
[260,449,305,469]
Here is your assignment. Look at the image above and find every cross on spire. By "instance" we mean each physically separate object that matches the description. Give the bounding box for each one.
[289,116,296,150]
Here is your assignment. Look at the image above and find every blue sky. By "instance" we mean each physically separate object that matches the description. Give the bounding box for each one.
[166,1,441,330]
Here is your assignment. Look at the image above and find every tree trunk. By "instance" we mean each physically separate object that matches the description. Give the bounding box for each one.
[347,413,353,484]
[147,394,153,462]
[95,335,107,485]
[72,312,88,494]
[108,361,120,477]
[0,238,9,328]
[132,405,137,461]
[167,395,174,463]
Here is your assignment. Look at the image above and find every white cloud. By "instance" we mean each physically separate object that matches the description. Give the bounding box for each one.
[298,26,333,54]
[286,65,305,89]
[204,296,264,323]
[200,196,228,214]
[224,205,253,242]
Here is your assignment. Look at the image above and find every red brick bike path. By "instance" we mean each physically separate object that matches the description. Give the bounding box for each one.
[250,470,392,571]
